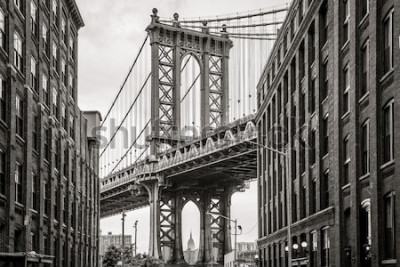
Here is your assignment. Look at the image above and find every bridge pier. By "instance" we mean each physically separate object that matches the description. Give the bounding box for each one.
[142,179,162,259]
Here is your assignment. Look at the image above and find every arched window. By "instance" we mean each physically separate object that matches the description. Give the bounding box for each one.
[384,192,396,259]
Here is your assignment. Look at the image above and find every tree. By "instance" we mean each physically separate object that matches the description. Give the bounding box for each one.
[103,245,121,267]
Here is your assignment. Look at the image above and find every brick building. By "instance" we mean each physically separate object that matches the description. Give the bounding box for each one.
[99,232,132,258]
[0,0,101,266]
[256,0,399,267]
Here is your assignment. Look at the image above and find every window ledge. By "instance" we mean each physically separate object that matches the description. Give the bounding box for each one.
[341,111,350,120]
[30,209,38,214]
[359,13,369,27]
[16,134,25,144]
[0,119,8,130]
[341,183,350,190]
[0,47,8,60]
[15,202,24,209]
[380,69,394,84]
[380,160,395,170]
[358,92,369,104]
[341,40,350,52]
[382,259,397,265]
[14,7,25,22]
[359,172,370,181]
[322,153,329,160]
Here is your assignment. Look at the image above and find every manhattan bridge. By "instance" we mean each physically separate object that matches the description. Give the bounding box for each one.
[99,6,287,265]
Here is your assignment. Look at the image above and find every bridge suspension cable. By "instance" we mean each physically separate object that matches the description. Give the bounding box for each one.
[100,72,152,158]
[101,35,149,127]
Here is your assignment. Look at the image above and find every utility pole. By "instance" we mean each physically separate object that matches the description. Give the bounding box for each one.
[134,220,138,256]
[122,211,126,267]
[234,218,237,267]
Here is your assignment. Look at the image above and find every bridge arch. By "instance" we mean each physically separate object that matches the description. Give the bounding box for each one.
[181,200,201,265]
[180,53,202,138]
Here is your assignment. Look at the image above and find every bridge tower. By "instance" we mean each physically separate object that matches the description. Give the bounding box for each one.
[141,9,236,265]
[146,8,233,155]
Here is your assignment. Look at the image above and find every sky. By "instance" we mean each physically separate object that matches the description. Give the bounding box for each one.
[76,0,287,255]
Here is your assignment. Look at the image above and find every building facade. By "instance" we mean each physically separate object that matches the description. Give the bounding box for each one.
[99,232,132,258]
[0,0,100,266]
[256,0,399,267]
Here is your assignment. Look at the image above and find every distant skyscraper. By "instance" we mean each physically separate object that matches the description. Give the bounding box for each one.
[183,231,198,265]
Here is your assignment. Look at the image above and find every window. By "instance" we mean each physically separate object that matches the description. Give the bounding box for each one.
[15,163,23,204]
[384,192,396,259]
[383,100,394,163]
[61,103,66,129]
[299,43,305,80]
[44,181,50,215]
[300,139,306,174]
[0,149,5,195]
[322,115,329,156]
[69,35,74,59]
[69,114,74,139]
[343,67,350,114]
[300,185,306,219]
[61,18,66,44]
[44,127,50,161]
[32,173,38,211]
[360,41,369,97]
[13,32,23,72]
[68,73,74,98]
[310,231,318,267]
[361,120,369,175]
[15,95,23,137]
[310,79,316,114]
[321,227,330,267]
[30,57,37,91]
[30,1,38,36]
[343,137,350,185]
[360,0,369,19]
[0,8,5,48]
[320,3,328,45]
[52,88,58,117]
[54,187,58,219]
[52,42,58,71]
[383,9,394,74]
[309,24,316,64]
[310,129,316,165]
[42,75,49,106]
[32,114,38,151]
[321,61,328,100]
[300,91,305,125]
[321,171,329,209]
[0,76,6,122]
[342,0,350,45]
[63,147,68,177]
[311,179,317,214]
[63,194,67,222]
[14,0,22,13]
[52,0,58,27]
[292,190,297,222]
[42,23,49,55]
[61,59,66,85]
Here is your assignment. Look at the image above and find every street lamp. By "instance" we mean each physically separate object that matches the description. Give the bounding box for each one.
[121,211,127,267]
[133,220,138,256]
[206,212,241,267]
[246,140,293,266]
